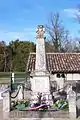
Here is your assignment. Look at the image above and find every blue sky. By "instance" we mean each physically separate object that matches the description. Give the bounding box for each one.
[0,0,80,44]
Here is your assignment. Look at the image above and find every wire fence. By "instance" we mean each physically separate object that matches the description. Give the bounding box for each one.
[0,72,29,83]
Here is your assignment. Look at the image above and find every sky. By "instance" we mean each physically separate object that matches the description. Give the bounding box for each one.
[0,0,80,44]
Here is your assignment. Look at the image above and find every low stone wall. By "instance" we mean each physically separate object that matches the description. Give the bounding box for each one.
[9,110,69,118]
[0,100,3,119]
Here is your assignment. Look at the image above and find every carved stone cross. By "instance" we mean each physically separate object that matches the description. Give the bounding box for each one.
[36,25,45,38]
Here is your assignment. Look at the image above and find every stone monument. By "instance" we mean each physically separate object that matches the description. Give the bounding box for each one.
[30,25,52,105]
[35,25,46,73]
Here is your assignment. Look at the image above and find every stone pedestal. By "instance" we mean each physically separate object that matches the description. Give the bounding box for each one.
[30,73,53,105]
[67,88,77,118]
[56,78,64,91]
[30,74,50,93]
[3,91,11,112]
[0,100,3,119]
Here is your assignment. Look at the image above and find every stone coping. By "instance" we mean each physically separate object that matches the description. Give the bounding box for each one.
[8,110,69,118]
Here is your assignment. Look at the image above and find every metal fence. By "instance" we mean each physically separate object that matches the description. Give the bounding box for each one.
[0,72,30,91]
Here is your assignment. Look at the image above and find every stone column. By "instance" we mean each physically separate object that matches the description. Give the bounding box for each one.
[0,99,3,119]
[35,25,46,73]
[3,91,11,112]
[2,91,11,119]
[67,86,77,118]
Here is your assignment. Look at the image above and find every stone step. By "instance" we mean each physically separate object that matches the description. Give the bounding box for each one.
[9,110,69,118]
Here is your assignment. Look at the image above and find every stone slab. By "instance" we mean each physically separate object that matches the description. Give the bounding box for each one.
[30,76,50,92]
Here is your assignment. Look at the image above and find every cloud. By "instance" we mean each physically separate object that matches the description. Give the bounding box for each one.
[63,8,80,18]
[0,28,36,44]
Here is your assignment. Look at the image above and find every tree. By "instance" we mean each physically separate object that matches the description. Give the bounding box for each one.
[71,6,80,51]
[0,41,7,72]
[72,37,80,52]
[46,12,70,52]
[45,40,55,52]
[0,39,36,72]
[8,40,36,72]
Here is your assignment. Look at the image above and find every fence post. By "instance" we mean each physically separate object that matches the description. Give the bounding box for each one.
[12,72,14,83]
[3,90,11,119]
[3,91,11,112]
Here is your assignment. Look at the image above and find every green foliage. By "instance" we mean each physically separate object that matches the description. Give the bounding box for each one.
[9,40,35,71]
[54,100,69,110]
[0,39,36,72]
[14,99,29,110]
[0,41,6,71]
[15,104,25,110]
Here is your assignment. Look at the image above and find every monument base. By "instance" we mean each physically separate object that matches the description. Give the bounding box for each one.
[30,73,53,106]
[30,91,53,106]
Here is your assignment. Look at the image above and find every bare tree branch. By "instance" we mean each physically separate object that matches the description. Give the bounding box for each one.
[46,12,70,52]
